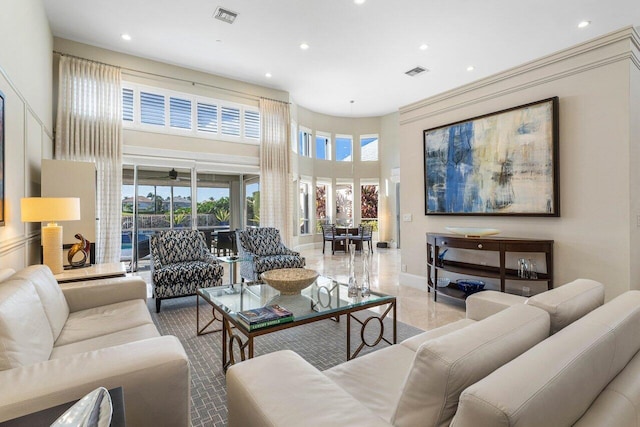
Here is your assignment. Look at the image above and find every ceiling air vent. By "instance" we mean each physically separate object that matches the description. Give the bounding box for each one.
[213,7,238,24]
[405,66,428,77]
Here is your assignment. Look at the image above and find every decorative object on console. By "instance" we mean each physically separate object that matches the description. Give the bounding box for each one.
[67,233,91,268]
[436,277,451,288]
[445,227,500,238]
[21,197,81,274]
[457,279,485,294]
[261,268,319,295]
[424,97,559,216]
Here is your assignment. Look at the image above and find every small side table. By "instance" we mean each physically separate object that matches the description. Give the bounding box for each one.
[54,262,127,283]
[216,256,247,293]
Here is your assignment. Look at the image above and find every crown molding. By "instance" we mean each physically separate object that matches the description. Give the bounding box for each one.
[399,26,640,125]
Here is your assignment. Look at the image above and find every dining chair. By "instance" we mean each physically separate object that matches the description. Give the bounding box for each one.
[321,224,348,255]
[350,224,374,253]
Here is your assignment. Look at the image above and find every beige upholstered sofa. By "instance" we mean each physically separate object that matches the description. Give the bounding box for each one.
[0,265,190,426]
[227,279,606,427]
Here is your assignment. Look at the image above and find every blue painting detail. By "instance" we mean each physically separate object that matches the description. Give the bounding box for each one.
[426,122,477,213]
[445,122,474,212]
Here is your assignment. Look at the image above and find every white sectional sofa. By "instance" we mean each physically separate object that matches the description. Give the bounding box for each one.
[0,265,190,426]
[227,279,607,427]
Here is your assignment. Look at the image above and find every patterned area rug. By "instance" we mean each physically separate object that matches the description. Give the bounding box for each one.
[148,296,423,427]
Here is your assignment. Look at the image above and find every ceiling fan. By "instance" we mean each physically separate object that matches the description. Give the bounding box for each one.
[145,168,193,182]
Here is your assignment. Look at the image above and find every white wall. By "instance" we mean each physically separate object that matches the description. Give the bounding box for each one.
[0,0,53,269]
[398,27,640,300]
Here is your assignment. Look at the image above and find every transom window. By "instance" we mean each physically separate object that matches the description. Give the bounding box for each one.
[122,83,260,144]
[316,133,331,160]
[360,135,379,161]
[299,128,312,157]
[336,135,353,162]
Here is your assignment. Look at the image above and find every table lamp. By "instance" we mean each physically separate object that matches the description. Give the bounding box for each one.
[21,197,81,274]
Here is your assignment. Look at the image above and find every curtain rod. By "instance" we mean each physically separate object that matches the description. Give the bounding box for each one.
[53,51,119,69]
[53,50,289,104]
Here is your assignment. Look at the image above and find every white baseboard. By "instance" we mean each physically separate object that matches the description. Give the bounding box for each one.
[399,272,427,291]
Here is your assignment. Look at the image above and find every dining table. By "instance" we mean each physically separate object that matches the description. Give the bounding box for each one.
[334,227,362,252]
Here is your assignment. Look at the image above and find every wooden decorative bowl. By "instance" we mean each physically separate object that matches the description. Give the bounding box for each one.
[261,268,319,295]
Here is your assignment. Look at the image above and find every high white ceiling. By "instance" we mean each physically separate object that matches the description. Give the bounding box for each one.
[43,0,640,117]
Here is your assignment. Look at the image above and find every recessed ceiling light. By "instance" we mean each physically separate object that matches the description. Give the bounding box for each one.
[419,44,429,50]
[467,66,475,71]
[578,20,591,28]
[121,34,131,41]
[265,72,272,78]
[300,42,310,50]
[354,0,366,4]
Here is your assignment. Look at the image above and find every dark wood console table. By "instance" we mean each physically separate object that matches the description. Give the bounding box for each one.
[426,233,554,302]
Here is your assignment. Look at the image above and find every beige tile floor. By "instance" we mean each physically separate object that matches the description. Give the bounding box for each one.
[136,246,465,331]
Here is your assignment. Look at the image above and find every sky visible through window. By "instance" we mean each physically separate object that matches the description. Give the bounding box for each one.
[336,137,352,161]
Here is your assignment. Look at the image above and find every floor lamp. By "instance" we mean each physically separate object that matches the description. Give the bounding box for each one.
[21,197,81,274]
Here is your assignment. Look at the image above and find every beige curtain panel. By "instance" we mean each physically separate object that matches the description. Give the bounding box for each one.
[259,98,292,246]
[55,55,123,264]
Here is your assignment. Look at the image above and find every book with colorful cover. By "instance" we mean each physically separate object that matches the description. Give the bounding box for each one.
[236,304,293,330]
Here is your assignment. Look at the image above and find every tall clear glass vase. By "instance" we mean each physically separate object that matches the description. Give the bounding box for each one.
[361,249,371,297]
[348,243,358,297]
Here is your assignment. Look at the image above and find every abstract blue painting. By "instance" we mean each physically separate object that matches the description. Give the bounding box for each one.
[424,97,559,216]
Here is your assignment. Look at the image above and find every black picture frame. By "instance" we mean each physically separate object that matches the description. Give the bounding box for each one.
[423,97,559,216]
[0,90,4,226]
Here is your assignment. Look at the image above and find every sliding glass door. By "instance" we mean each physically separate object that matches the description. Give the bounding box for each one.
[122,166,259,271]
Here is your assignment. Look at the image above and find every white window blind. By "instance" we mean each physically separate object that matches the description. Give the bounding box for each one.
[169,97,192,129]
[221,106,241,136]
[122,88,134,122]
[123,82,260,143]
[140,91,165,126]
[244,110,260,139]
[197,102,218,133]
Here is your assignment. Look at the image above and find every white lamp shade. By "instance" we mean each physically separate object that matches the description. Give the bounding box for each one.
[21,197,81,223]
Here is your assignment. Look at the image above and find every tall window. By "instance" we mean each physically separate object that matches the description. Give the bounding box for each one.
[245,178,260,227]
[336,135,353,162]
[196,173,231,233]
[361,183,379,231]
[299,128,312,157]
[360,135,379,161]
[316,133,331,160]
[336,183,353,226]
[315,182,330,233]
[299,181,311,234]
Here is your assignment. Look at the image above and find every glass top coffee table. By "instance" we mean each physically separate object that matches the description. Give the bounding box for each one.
[196,275,396,370]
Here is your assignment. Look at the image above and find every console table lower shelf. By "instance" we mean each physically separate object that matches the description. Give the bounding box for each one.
[196,278,396,371]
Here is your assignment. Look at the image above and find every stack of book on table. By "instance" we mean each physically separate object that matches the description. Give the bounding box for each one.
[236,304,294,330]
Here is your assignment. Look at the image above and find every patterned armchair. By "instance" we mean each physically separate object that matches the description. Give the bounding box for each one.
[236,227,305,283]
[150,229,224,312]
